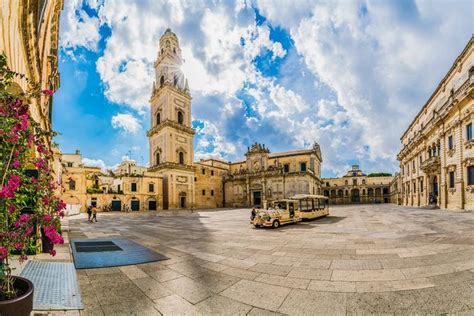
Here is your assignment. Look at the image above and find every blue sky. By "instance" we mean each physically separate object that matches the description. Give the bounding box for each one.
[55,0,473,177]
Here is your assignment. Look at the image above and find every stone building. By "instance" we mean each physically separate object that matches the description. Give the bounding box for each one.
[1,1,63,187]
[222,143,323,208]
[62,151,163,213]
[63,29,323,212]
[397,36,474,210]
[322,165,392,204]
[0,0,62,139]
[145,29,323,210]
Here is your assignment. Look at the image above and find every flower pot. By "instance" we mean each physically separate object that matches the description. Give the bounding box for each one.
[0,276,34,316]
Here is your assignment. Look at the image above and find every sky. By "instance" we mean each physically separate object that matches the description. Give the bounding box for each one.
[53,0,474,178]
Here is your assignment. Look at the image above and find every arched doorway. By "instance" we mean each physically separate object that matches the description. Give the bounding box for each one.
[351,189,360,203]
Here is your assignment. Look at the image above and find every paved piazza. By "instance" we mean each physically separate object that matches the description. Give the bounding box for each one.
[69,205,474,315]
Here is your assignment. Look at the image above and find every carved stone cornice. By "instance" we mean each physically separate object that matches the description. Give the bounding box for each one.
[463,157,474,166]
[147,119,195,137]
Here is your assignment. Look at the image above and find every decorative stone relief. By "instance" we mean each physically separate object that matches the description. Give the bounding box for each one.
[176,176,187,183]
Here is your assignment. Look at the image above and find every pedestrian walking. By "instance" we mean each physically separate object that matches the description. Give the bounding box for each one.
[92,206,98,222]
[87,205,92,222]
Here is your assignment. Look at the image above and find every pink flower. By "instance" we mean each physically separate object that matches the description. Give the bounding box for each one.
[19,214,30,223]
[35,158,45,169]
[25,227,33,237]
[27,134,33,146]
[59,210,65,218]
[43,214,53,222]
[57,200,66,211]
[42,89,54,96]
[31,176,38,184]
[42,195,50,205]
[0,247,8,260]
[19,114,28,130]
[14,220,21,228]
[12,160,21,169]
[7,204,16,214]
[15,242,23,250]
[49,249,56,257]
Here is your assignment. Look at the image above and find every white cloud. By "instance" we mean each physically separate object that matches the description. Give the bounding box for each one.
[81,157,115,172]
[111,113,141,134]
[59,0,101,53]
[59,1,473,177]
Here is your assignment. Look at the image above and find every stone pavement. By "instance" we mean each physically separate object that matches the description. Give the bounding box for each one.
[62,204,474,315]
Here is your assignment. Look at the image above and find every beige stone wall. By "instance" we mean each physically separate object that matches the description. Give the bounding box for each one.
[323,168,393,205]
[194,162,226,208]
[62,154,163,212]
[398,36,474,210]
[0,0,62,136]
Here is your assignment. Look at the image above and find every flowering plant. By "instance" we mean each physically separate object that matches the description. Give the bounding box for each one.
[0,54,64,299]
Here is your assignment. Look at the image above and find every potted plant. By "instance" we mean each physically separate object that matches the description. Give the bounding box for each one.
[0,54,65,315]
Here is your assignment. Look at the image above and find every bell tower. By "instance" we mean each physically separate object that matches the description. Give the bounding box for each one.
[147,28,195,210]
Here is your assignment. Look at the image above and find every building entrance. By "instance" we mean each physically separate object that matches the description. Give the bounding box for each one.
[253,191,261,207]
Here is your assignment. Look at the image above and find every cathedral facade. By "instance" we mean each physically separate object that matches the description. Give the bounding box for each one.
[146,29,323,210]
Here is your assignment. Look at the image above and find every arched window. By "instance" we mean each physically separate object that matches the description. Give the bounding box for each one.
[160,75,164,87]
[368,188,374,196]
[362,189,365,195]
[179,152,184,164]
[338,190,343,197]
[177,111,184,124]
[345,180,348,185]
[362,179,366,184]
[156,112,161,125]
[155,152,160,165]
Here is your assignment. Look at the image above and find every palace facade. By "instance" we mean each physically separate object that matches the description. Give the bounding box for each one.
[398,36,474,210]
[62,29,323,212]
[322,165,393,205]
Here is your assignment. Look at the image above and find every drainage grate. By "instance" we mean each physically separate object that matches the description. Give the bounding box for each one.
[20,261,83,310]
[74,240,123,253]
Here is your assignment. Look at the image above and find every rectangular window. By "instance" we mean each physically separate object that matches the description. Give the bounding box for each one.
[131,183,137,192]
[283,164,289,173]
[419,155,422,164]
[148,183,154,192]
[420,178,423,192]
[202,189,205,195]
[211,170,214,176]
[300,162,307,172]
[69,181,75,191]
[211,190,214,196]
[412,160,415,171]
[202,169,205,175]
[67,162,73,167]
[467,123,472,140]
[353,179,357,186]
[194,177,197,182]
[449,171,455,188]
[413,181,416,193]
[468,166,474,185]
[448,135,453,150]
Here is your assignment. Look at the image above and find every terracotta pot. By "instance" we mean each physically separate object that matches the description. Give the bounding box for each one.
[0,276,34,316]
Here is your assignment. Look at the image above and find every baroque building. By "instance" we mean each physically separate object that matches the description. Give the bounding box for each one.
[61,29,323,212]
[322,165,392,204]
[398,35,474,210]
[222,143,323,208]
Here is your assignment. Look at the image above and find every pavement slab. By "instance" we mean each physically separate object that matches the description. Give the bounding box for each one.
[64,204,474,315]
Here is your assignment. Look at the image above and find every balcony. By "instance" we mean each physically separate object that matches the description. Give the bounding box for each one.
[420,156,440,173]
